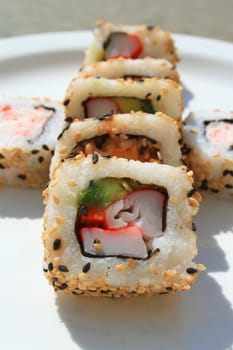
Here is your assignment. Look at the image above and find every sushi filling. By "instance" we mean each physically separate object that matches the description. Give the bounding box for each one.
[204,119,233,150]
[0,104,55,142]
[68,134,162,163]
[75,178,168,259]
[83,97,155,118]
[103,32,143,59]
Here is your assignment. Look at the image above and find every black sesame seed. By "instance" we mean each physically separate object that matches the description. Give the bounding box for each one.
[101,154,111,158]
[0,164,5,169]
[53,239,61,250]
[147,25,155,30]
[0,153,4,159]
[211,188,219,193]
[186,267,198,274]
[18,174,27,180]
[80,205,88,216]
[181,145,190,155]
[178,138,183,145]
[48,262,53,271]
[63,99,70,106]
[58,283,68,290]
[145,92,152,98]
[192,222,197,231]
[31,149,39,154]
[159,292,169,295]
[42,144,49,151]
[38,156,44,163]
[156,94,161,101]
[188,189,196,197]
[223,169,233,176]
[97,114,113,120]
[200,179,208,190]
[65,116,73,123]
[92,153,99,164]
[166,287,173,291]
[155,248,160,254]
[82,262,91,273]
[51,150,55,156]
[58,265,69,272]
[225,184,233,189]
[43,268,48,272]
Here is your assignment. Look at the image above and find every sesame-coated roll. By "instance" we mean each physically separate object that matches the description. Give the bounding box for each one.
[42,156,203,297]
[79,58,180,82]
[182,111,233,195]
[64,77,183,121]
[51,112,184,176]
[84,21,179,64]
[0,96,64,187]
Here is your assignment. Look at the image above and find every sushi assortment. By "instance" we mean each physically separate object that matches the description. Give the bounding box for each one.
[182,110,233,195]
[42,21,205,297]
[79,57,180,82]
[1,20,231,298]
[64,76,183,121]
[43,157,201,296]
[84,21,180,64]
[0,97,64,187]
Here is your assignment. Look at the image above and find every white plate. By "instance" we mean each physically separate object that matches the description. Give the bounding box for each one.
[0,32,233,350]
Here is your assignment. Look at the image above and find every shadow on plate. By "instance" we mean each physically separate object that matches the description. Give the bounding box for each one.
[0,188,43,219]
[55,193,233,350]
[182,83,194,106]
[194,193,233,272]
[56,273,233,350]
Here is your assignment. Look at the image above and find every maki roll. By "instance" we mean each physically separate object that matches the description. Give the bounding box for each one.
[0,96,64,187]
[79,57,180,82]
[64,77,183,121]
[84,21,179,64]
[182,110,233,195]
[51,112,184,175]
[43,156,202,296]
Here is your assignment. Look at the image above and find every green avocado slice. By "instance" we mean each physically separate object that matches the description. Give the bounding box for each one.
[79,178,132,210]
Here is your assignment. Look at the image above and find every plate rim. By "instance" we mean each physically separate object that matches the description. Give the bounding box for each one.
[0,31,232,61]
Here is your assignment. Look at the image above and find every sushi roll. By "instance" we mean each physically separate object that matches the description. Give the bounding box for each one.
[84,21,179,64]
[0,96,64,187]
[64,77,183,121]
[42,156,202,297]
[182,110,233,195]
[51,112,184,175]
[79,58,180,82]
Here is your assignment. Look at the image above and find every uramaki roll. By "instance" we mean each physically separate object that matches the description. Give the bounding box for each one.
[42,156,203,297]
[0,96,64,187]
[51,111,184,176]
[79,57,180,82]
[182,110,233,195]
[64,77,183,121]
[84,21,179,64]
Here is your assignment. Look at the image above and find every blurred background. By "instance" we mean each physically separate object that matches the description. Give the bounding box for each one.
[1,0,233,41]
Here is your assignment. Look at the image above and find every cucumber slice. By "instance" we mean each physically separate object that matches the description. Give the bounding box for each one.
[114,97,155,114]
